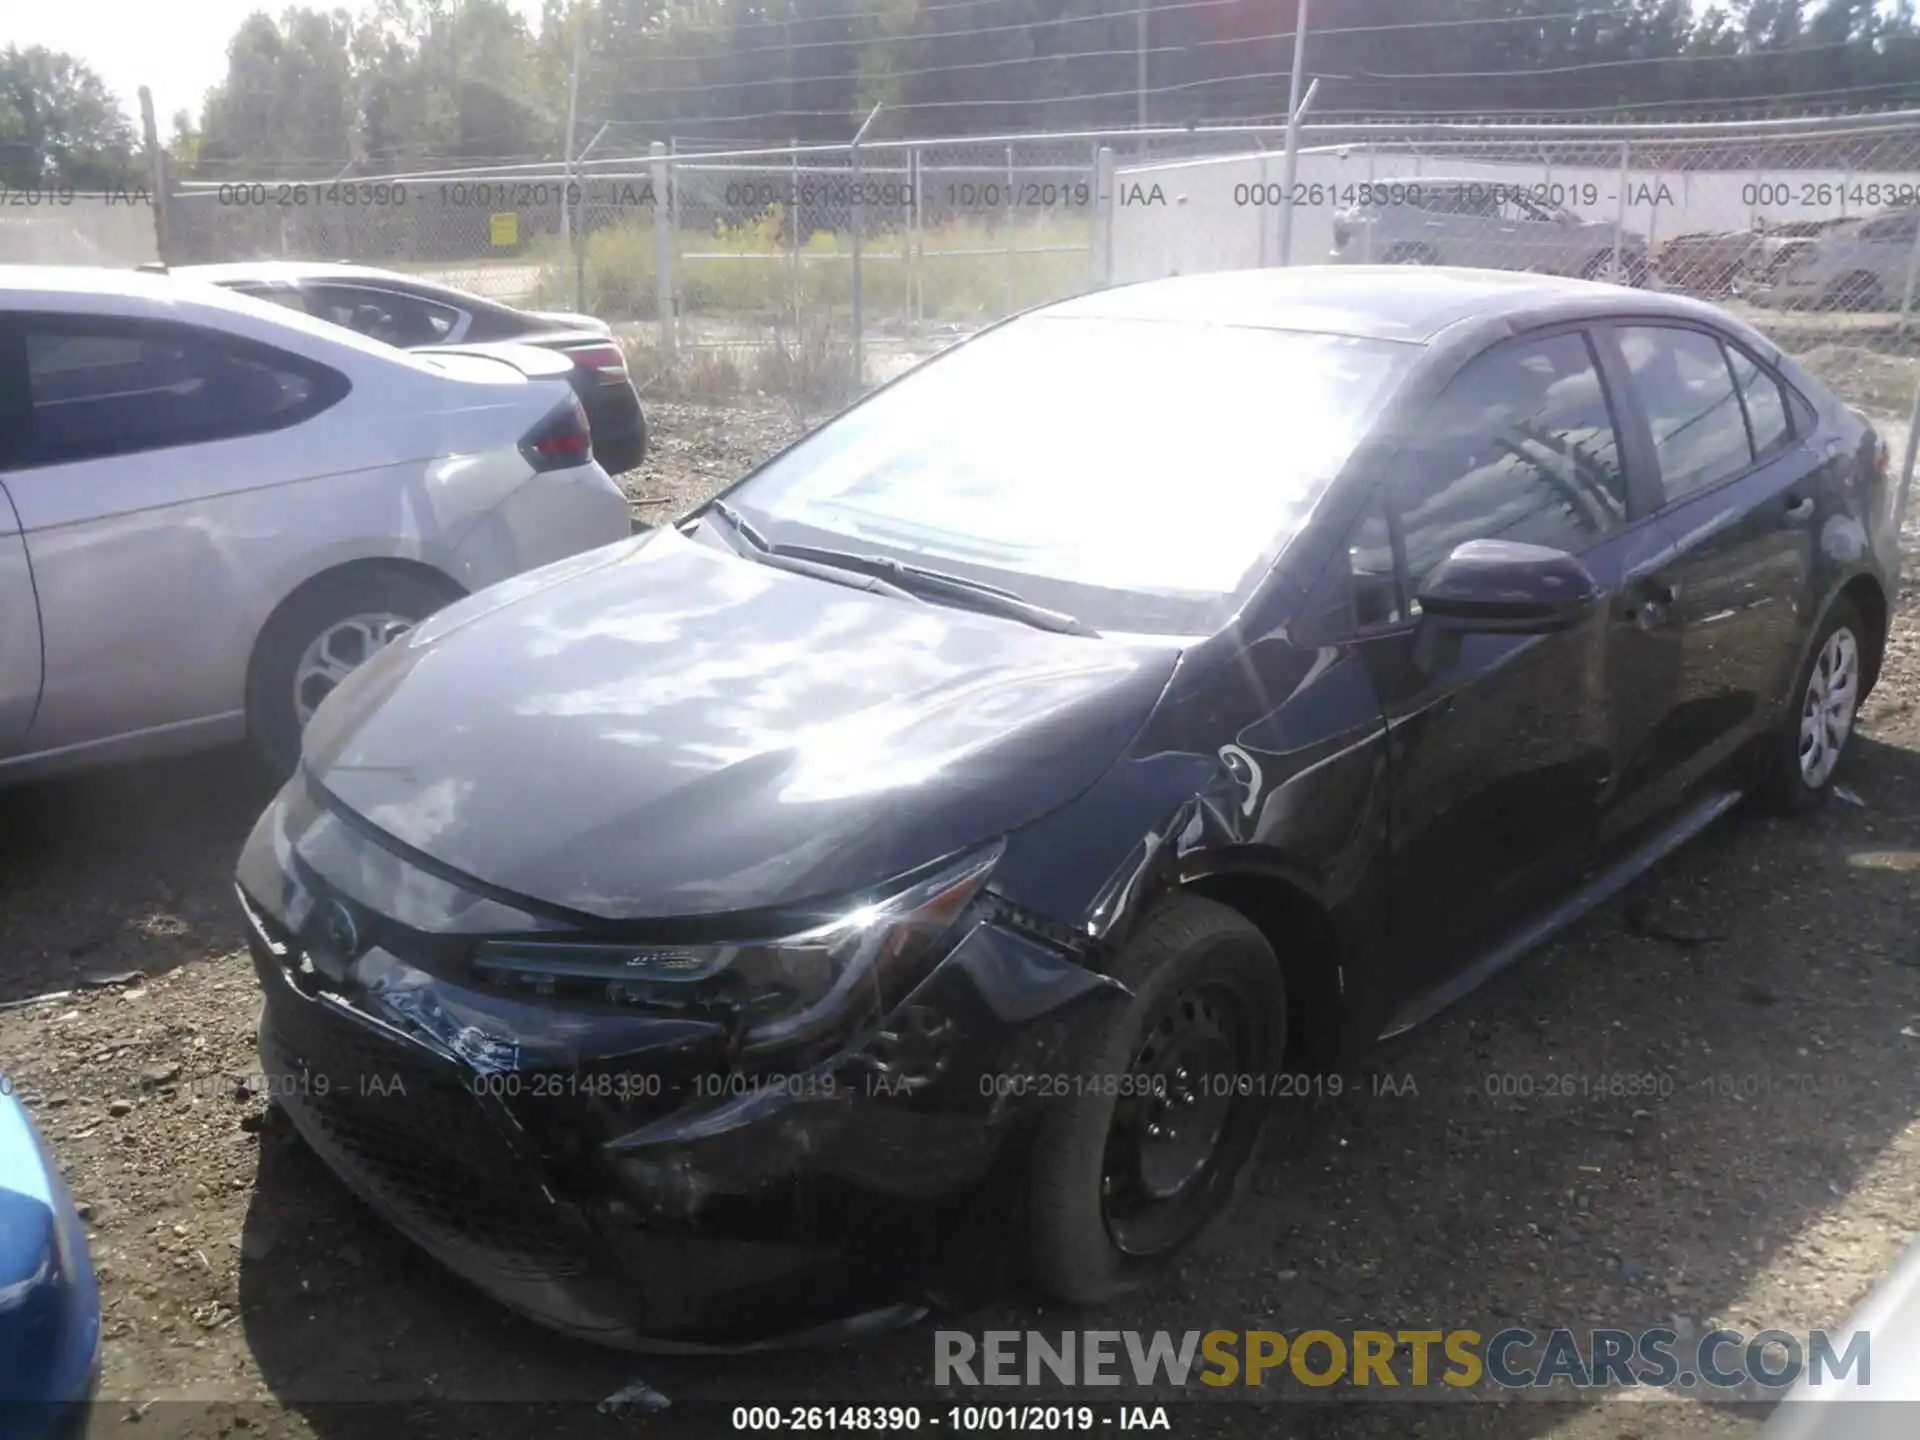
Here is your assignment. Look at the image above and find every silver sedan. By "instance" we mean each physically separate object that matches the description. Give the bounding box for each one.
[0,266,633,783]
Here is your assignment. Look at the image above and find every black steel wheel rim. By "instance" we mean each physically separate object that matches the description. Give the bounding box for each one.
[1100,979,1257,1258]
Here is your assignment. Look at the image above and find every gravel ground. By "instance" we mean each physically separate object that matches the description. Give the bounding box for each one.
[3,398,1920,1439]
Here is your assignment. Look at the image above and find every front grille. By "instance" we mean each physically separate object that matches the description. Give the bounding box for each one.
[262,986,588,1278]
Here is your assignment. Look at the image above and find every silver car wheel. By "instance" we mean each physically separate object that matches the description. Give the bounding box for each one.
[293,612,415,728]
[1798,626,1860,790]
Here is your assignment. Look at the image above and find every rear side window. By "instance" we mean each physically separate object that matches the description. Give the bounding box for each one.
[1391,331,1627,598]
[1614,325,1753,502]
[235,285,314,318]
[19,319,348,467]
[1857,212,1919,243]
[1726,344,1793,463]
[305,285,460,346]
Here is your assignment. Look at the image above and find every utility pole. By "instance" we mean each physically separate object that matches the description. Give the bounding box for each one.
[1275,0,1312,265]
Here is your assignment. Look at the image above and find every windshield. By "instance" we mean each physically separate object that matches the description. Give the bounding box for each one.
[725,316,1415,635]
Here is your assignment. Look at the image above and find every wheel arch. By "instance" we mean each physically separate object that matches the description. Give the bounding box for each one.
[1837,570,1890,698]
[1178,861,1359,1070]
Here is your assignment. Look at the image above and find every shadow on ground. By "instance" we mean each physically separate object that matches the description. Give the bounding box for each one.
[0,746,275,1004]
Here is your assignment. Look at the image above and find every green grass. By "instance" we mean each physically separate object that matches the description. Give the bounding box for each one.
[532,206,1095,324]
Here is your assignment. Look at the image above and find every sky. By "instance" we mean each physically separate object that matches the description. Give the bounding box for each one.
[2,0,1787,133]
[8,0,549,127]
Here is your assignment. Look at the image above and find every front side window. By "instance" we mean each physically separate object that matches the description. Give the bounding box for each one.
[1615,325,1754,502]
[1347,490,1402,630]
[1392,331,1627,599]
[1422,187,1497,218]
[726,316,1416,635]
[21,320,344,466]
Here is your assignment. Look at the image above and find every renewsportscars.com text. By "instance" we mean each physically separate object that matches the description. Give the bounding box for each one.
[934,1327,1869,1398]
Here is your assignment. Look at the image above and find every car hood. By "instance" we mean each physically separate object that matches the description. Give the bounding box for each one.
[301,527,1179,922]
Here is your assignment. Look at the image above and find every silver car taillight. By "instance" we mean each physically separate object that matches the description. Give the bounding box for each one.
[519,395,593,472]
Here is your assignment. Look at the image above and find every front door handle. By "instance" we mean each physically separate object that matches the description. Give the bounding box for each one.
[1783,494,1815,524]
[1625,577,1679,630]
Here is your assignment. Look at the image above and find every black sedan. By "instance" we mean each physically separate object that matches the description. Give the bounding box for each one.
[235,266,1900,1350]
[149,261,649,475]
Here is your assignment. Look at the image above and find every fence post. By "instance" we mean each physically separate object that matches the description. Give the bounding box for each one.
[1275,0,1312,265]
[1897,216,1920,334]
[851,103,883,392]
[852,148,865,390]
[1003,144,1016,316]
[790,141,802,334]
[1362,141,1376,263]
[137,86,170,265]
[650,142,674,353]
[1613,139,1630,284]
[575,181,588,315]
[1895,374,1920,539]
[910,146,923,335]
[1257,151,1272,268]
[1094,146,1115,285]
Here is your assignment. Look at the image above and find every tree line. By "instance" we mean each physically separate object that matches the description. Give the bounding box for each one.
[4,0,1919,186]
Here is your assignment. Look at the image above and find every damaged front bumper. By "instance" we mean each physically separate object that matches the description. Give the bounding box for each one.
[236,780,1122,1351]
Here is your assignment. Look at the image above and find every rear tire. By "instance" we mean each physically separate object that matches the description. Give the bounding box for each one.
[1583,249,1647,287]
[1758,597,1865,815]
[246,568,460,781]
[1823,272,1884,312]
[1025,896,1285,1306]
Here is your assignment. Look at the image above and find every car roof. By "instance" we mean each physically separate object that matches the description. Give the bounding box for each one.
[1040,266,1726,345]
[163,260,417,286]
[0,262,340,317]
[0,263,457,368]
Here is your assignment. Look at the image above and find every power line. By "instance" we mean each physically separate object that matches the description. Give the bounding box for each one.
[615,3,1638,65]
[572,17,1916,125]
[582,25,1366,102]
[1307,80,1920,119]
[574,33,1920,133]
[1348,34,1916,82]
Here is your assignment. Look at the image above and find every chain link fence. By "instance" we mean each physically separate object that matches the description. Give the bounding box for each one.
[1,194,158,267]
[1102,110,1920,451]
[158,112,1920,434]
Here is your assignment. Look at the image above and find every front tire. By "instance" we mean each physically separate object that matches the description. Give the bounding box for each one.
[1025,896,1285,1306]
[246,568,460,780]
[1760,597,1865,814]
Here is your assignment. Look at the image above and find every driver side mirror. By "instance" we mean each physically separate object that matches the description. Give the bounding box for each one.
[1415,539,1600,635]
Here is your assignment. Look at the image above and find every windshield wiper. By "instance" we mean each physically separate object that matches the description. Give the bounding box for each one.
[701,500,1099,638]
[699,500,916,603]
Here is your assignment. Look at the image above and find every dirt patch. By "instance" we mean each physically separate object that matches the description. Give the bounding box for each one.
[609,397,808,531]
[1792,343,1920,418]
[3,404,1919,1438]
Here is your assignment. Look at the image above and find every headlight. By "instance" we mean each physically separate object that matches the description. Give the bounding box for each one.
[473,840,1003,1054]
